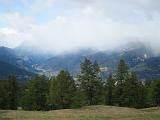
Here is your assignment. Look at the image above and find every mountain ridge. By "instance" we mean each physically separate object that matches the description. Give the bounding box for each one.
[39,42,160,80]
[0,41,160,80]
[0,60,35,80]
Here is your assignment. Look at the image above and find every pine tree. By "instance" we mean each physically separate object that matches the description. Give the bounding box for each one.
[78,58,103,105]
[105,73,115,105]
[144,80,154,107]
[0,80,8,109]
[136,80,147,108]
[6,75,18,110]
[122,72,139,107]
[93,61,100,74]
[151,80,160,107]
[115,59,128,106]
[49,70,77,109]
[22,75,49,111]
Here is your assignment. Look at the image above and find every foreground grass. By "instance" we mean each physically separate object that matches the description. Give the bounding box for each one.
[0,106,160,120]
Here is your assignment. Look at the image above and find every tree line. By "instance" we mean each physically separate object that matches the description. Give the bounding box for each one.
[0,59,160,110]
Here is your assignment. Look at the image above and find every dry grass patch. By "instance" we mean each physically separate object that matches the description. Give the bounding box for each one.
[0,106,160,120]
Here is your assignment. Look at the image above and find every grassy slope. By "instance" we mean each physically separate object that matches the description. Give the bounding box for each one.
[0,106,160,120]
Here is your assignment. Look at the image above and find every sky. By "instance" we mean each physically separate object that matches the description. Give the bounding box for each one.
[0,0,160,54]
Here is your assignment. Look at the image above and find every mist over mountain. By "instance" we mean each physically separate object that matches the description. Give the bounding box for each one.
[1,0,160,55]
[38,41,158,79]
[0,40,160,80]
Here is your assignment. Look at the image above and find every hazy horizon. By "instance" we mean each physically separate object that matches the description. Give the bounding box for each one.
[0,0,160,54]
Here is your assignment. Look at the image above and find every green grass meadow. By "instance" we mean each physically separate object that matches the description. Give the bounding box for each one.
[0,106,160,120]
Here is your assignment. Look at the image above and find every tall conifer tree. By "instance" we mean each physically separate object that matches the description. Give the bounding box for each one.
[115,59,128,106]
[7,75,18,110]
[105,74,115,105]
[78,58,103,105]
[49,70,76,109]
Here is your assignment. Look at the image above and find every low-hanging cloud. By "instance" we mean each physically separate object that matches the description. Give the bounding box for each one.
[0,0,160,54]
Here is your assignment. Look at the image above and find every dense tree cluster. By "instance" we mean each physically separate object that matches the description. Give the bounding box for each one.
[0,75,18,110]
[78,60,103,105]
[48,70,77,109]
[0,58,160,110]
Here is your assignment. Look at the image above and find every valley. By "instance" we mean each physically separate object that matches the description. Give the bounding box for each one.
[0,42,160,80]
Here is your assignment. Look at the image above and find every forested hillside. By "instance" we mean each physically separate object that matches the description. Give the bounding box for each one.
[0,59,160,111]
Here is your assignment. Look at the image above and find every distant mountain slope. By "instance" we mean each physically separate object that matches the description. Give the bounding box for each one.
[0,46,33,71]
[40,42,159,80]
[0,47,18,66]
[0,60,35,80]
[39,49,97,75]
[0,46,49,73]
[1,41,160,80]
[131,56,160,79]
[0,46,37,80]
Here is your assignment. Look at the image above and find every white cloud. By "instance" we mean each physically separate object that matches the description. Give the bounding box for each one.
[0,27,23,48]
[0,12,35,31]
[0,0,160,54]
